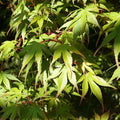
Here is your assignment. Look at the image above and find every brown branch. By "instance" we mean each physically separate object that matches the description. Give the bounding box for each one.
[40,39,62,44]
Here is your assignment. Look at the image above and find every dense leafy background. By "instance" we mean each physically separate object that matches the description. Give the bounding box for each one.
[0,0,120,120]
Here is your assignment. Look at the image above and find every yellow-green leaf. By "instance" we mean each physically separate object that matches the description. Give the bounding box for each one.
[101,111,110,120]
[88,77,103,104]
[109,67,120,82]
[19,50,34,76]
[35,50,42,77]
[50,49,62,67]
[94,112,100,120]
[56,69,67,95]
[62,49,72,76]
[114,33,120,67]
[80,76,89,104]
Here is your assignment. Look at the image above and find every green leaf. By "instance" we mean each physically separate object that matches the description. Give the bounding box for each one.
[109,67,120,82]
[1,105,19,120]
[0,41,16,61]
[88,76,103,104]
[62,49,72,75]
[50,48,62,66]
[77,75,85,83]
[100,29,117,47]
[87,11,100,28]
[25,58,34,82]
[80,76,89,104]
[68,71,78,91]
[2,76,10,90]
[73,13,86,39]
[37,18,44,29]
[47,67,62,80]
[19,50,35,76]
[92,75,116,89]
[55,69,67,95]
[101,111,110,120]
[82,0,87,4]
[6,74,20,82]
[114,33,120,66]
[72,92,81,97]
[94,112,101,120]
[35,50,42,77]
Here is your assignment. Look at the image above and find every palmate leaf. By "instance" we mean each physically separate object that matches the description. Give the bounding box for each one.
[94,112,101,120]
[94,111,110,120]
[96,25,120,66]
[73,12,87,39]
[1,82,25,106]
[51,44,84,76]
[19,49,35,76]
[0,41,17,61]
[19,42,49,83]
[0,105,19,120]
[0,71,20,90]
[79,71,115,105]
[51,45,73,76]
[61,4,99,39]
[20,104,45,120]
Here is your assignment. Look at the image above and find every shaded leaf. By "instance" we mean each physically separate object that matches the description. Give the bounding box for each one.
[94,112,101,120]
[73,13,86,39]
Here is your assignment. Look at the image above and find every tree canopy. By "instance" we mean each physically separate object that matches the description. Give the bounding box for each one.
[0,0,120,120]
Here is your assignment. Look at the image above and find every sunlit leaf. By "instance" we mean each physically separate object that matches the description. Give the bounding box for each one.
[55,69,67,95]
[2,76,10,90]
[62,49,72,75]
[92,75,116,89]
[109,67,120,82]
[88,76,103,104]
[80,76,89,104]
[50,48,62,66]
[87,11,100,28]
[114,33,120,67]
[68,71,78,91]
[35,50,42,78]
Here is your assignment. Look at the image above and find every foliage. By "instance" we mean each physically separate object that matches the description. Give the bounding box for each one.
[0,0,120,119]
